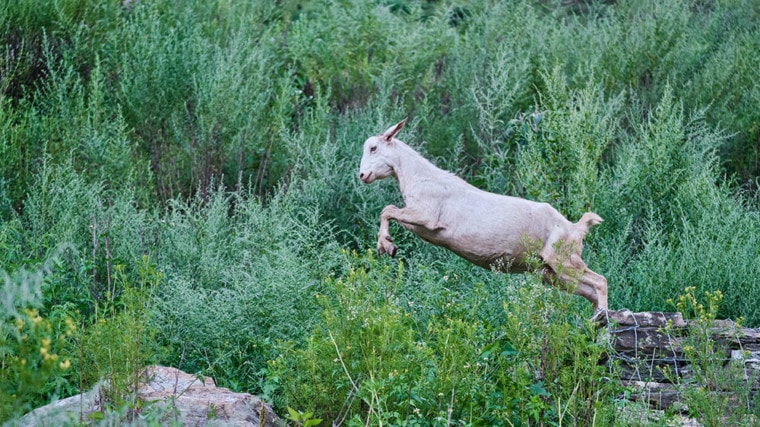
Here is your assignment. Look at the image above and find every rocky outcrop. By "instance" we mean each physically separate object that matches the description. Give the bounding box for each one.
[600,310,760,411]
[19,365,281,426]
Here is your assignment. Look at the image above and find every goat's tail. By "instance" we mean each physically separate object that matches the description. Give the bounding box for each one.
[575,212,603,236]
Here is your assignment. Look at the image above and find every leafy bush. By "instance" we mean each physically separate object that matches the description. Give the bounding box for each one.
[270,250,620,425]
[75,257,161,413]
[1,254,164,423]
[148,184,343,391]
[0,261,73,420]
[511,70,622,219]
[594,87,760,323]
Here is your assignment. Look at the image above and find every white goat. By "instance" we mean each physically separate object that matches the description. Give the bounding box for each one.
[358,119,608,312]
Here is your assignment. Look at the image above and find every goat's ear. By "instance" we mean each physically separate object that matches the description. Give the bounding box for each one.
[381,118,407,142]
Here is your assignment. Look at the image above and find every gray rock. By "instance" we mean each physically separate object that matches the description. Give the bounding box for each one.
[597,309,686,328]
[18,365,281,426]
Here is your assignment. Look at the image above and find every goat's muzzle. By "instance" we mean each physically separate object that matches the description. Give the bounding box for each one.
[359,171,373,183]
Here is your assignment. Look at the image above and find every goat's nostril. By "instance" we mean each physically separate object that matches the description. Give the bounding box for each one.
[359,172,365,179]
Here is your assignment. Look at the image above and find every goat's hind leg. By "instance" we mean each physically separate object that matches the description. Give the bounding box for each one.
[551,266,608,314]
[542,268,599,310]
[540,244,606,313]
[581,267,608,312]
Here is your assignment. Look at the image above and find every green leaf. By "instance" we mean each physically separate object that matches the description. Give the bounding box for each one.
[286,406,300,421]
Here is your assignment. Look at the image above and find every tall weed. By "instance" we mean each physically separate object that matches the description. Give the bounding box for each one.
[667,287,760,425]
[513,70,621,218]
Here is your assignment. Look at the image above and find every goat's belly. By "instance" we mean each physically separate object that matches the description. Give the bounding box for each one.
[407,223,540,273]
[452,247,533,273]
[420,234,532,273]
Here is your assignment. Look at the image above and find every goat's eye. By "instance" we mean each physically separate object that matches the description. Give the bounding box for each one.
[369,146,377,154]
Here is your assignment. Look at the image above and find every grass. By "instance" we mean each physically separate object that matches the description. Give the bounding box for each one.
[2,0,760,424]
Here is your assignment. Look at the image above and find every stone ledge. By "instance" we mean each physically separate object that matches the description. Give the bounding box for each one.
[600,310,760,413]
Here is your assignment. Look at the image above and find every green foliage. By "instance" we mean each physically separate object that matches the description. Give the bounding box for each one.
[2,0,760,425]
[148,184,342,391]
[594,87,760,323]
[0,254,163,423]
[286,406,323,427]
[0,262,74,420]
[270,251,621,425]
[512,70,622,218]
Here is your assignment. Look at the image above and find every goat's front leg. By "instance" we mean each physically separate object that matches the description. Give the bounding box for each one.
[377,205,439,257]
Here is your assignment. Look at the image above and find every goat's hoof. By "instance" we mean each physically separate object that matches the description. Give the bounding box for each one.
[590,308,609,323]
[388,244,397,258]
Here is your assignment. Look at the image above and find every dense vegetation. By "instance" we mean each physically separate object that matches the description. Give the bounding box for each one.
[2,0,760,424]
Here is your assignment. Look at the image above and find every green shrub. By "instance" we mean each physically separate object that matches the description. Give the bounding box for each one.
[0,255,165,423]
[511,70,622,219]
[0,307,74,421]
[594,87,760,322]
[269,250,621,425]
[73,257,161,415]
[148,184,342,391]
[0,260,75,421]
[0,94,28,215]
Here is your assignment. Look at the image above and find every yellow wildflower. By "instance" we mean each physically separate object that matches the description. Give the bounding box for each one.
[65,318,76,336]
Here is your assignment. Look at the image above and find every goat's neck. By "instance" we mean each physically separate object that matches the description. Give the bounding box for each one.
[392,141,444,195]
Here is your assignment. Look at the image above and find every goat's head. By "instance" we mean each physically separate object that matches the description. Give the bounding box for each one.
[358,118,407,184]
